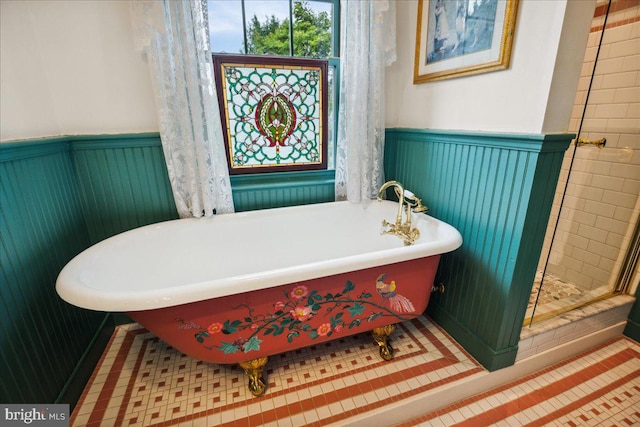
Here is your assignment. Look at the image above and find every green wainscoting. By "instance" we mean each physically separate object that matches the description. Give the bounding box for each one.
[0,139,109,406]
[71,134,334,242]
[384,129,573,370]
[2,128,593,406]
[624,285,640,342]
[71,134,178,243]
[232,170,335,211]
[0,133,335,406]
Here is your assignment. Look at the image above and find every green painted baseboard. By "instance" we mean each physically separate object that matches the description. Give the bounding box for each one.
[427,304,518,371]
[56,314,114,411]
[624,319,640,343]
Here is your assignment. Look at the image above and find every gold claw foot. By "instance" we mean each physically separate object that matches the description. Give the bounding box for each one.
[372,324,396,361]
[239,356,268,396]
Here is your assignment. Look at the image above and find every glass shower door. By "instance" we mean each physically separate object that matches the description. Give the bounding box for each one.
[527,0,640,324]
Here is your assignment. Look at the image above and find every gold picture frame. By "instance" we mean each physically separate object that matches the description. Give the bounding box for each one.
[414,0,519,83]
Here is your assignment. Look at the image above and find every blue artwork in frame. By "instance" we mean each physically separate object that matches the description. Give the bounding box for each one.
[414,0,519,83]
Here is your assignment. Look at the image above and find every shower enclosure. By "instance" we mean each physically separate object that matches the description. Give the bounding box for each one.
[528,0,640,324]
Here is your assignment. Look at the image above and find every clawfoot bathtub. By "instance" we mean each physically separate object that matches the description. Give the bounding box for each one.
[57,200,462,396]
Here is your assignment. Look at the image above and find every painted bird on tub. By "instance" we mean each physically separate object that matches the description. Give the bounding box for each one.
[375,274,415,313]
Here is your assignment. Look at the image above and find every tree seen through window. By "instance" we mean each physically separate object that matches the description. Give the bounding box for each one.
[208,0,336,59]
[246,1,332,58]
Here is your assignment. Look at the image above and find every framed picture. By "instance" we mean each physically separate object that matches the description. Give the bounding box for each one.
[212,54,328,174]
[414,0,518,83]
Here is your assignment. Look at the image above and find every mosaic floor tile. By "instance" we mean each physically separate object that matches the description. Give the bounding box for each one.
[400,336,640,427]
[526,271,614,322]
[71,315,640,427]
[71,315,482,427]
[529,271,583,309]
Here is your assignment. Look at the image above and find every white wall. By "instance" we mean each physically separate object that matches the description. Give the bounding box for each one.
[0,0,157,142]
[1,0,595,142]
[386,0,595,134]
[1,1,60,141]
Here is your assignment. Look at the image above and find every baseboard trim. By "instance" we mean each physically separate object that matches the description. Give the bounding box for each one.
[624,318,640,342]
[428,306,517,371]
[55,314,114,411]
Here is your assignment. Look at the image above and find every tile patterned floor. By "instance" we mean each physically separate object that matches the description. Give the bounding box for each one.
[401,336,640,427]
[71,316,483,427]
[70,316,640,427]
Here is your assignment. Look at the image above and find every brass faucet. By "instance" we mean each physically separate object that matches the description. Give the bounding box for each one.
[376,181,426,246]
[403,189,428,214]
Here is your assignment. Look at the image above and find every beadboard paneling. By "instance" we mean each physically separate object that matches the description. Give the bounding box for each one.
[231,170,335,211]
[0,134,335,406]
[384,129,572,370]
[71,135,334,243]
[1,129,571,401]
[0,140,107,404]
[71,135,178,243]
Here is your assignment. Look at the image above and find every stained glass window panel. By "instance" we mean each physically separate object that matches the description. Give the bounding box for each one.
[213,55,328,174]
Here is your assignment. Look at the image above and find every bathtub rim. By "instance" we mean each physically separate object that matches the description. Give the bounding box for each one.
[56,200,462,312]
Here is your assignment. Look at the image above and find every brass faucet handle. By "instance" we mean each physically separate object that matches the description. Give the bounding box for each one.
[403,190,428,213]
[409,198,428,213]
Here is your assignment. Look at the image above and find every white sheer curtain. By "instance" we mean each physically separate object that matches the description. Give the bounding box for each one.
[131,0,234,218]
[335,0,396,202]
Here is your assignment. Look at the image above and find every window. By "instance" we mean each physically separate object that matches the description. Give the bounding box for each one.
[207,0,339,175]
[207,0,338,58]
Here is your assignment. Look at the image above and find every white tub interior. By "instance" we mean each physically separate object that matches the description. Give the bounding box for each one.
[56,200,462,311]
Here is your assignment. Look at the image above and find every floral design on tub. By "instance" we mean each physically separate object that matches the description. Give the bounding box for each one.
[184,276,415,355]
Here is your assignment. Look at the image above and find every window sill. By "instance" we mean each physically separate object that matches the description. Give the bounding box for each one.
[230,169,336,211]
[230,169,335,191]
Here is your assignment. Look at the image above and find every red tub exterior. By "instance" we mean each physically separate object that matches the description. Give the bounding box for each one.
[128,256,440,364]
